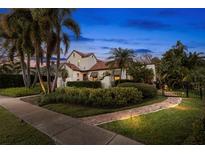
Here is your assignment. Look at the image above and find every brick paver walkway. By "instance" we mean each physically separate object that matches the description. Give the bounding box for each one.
[0,96,140,145]
[80,97,182,125]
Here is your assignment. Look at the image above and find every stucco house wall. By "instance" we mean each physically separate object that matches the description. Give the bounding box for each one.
[146,64,156,82]
[67,51,97,71]
[61,50,156,86]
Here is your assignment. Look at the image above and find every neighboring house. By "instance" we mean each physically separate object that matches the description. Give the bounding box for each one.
[61,50,156,82]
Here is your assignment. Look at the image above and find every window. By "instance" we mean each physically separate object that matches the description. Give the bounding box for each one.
[77,60,80,66]
[114,75,120,81]
[73,53,75,57]
[92,77,97,81]
[77,73,79,77]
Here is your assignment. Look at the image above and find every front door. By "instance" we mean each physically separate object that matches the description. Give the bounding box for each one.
[83,74,88,81]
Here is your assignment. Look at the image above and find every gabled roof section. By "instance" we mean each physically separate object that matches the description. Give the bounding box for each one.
[74,50,94,58]
[67,50,98,61]
[89,60,109,71]
[66,63,81,71]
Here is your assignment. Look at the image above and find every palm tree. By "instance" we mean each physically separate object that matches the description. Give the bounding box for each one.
[30,9,57,93]
[107,47,134,80]
[0,9,34,87]
[50,9,80,92]
[160,41,205,97]
[0,61,21,74]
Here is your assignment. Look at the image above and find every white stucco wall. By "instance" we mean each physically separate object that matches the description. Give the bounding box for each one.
[67,51,97,71]
[81,56,97,70]
[146,64,156,82]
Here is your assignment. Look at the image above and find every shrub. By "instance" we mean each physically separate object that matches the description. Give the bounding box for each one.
[0,87,41,97]
[0,74,25,88]
[114,79,135,86]
[118,82,157,98]
[40,87,142,108]
[67,81,101,88]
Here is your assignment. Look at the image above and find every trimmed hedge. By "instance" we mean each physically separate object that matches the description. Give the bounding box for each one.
[67,81,101,88]
[40,87,142,108]
[118,82,157,98]
[114,79,135,86]
[0,74,25,88]
[0,74,53,88]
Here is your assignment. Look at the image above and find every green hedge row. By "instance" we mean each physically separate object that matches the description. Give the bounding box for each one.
[40,87,142,108]
[114,79,136,86]
[0,74,53,88]
[67,81,101,88]
[0,74,25,88]
[118,82,157,98]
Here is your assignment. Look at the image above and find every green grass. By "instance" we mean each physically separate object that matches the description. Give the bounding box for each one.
[100,97,205,145]
[0,87,41,97]
[22,95,166,118]
[0,106,54,144]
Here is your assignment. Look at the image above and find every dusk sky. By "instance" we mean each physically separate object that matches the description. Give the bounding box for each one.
[1,8,205,59]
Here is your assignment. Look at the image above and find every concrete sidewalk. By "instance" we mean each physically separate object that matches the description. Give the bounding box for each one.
[0,96,141,145]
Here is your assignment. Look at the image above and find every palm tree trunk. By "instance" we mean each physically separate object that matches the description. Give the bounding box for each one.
[32,68,38,87]
[19,51,28,87]
[120,68,122,81]
[35,45,46,94]
[185,82,189,98]
[26,53,31,88]
[46,54,51,94]
[51,30,60,92]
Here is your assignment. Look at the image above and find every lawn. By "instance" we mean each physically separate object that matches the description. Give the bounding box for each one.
[21,95,166,118]
[100,97,205,145]
[0,87,41,97]
[0,107,54,144]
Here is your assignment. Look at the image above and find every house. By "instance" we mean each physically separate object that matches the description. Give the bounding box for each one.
[61,50,156,83]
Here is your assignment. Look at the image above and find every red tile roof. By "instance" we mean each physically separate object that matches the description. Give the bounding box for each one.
[66,63,81,71]
[89,60,109,71]
[74,50,94,58]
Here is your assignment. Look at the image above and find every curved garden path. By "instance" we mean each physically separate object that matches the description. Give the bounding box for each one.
[80,96,182,126]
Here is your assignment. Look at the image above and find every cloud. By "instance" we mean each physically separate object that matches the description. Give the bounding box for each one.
[100,46,112,50]
[124,19,172,30]
[98,38,131,44]
[133,49,153,54]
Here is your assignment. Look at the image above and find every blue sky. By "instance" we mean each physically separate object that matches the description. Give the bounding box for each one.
[1,8,205,59]
[68,8,205,59]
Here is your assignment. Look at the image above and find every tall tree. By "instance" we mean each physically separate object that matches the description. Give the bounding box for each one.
[159,40,205,97]
[51,9,80,92]
[0,9,34,87]
[128,61,154,83]
[107,47,134,80]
